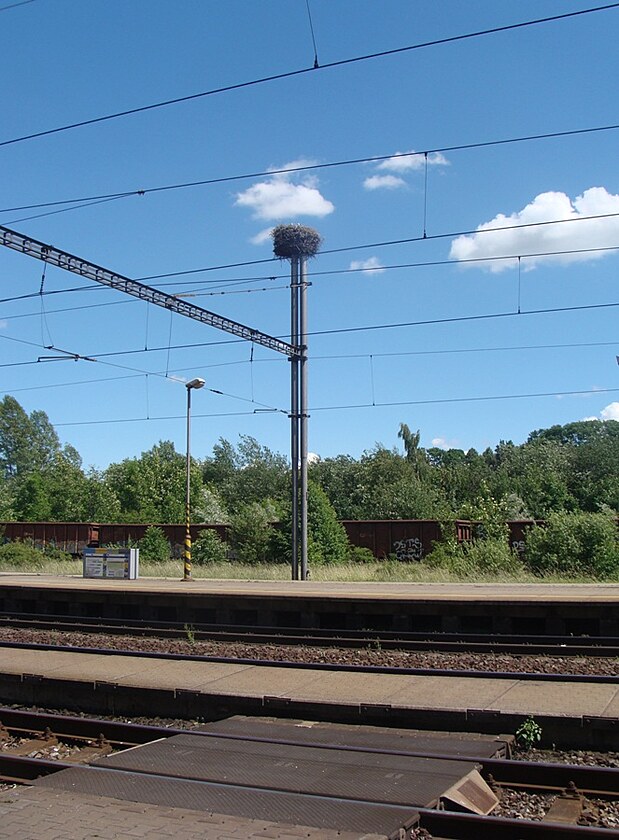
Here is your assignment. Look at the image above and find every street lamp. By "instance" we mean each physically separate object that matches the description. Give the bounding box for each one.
[183,377,205,581]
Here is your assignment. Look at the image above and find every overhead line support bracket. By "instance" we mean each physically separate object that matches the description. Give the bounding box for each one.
[0,224,298,359]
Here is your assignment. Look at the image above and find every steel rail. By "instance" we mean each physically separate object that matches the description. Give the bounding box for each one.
[1,612,618,658]
[416,807,614,838]
[1,639,617,684]
[0,752,614,838]
[0,749,613,839]
[1,707,618,796]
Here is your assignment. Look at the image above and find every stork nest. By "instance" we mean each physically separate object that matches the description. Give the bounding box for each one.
[272,224,322,258]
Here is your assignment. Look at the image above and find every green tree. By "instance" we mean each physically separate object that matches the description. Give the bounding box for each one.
[193,528,228,564]
[272,481,351,566]
[202,436,288,510]
[138,526,171,562]
[525,511,619,578]
[229,501,275,564]
[0,396,60,479]
[306,481,350,564]
[105,440,202,522]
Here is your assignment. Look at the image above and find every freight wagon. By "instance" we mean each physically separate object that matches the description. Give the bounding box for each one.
[0,521,229,557]
[0,519,537,560]
[341,519,474,560]
[0,521,100,555]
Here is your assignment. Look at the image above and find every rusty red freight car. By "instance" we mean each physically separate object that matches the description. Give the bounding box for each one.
[0,521,100,555]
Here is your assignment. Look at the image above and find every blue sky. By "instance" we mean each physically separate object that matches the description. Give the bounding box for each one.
[1,0,618,470]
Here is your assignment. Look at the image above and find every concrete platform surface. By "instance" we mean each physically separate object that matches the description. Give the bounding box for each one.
[1,573,619,601]
[1,646,617,720]
[0,786,375,840]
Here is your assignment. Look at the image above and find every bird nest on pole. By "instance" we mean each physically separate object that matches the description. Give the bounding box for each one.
[272,224,322,259]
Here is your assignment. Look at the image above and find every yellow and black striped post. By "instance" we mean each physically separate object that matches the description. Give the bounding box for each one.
[183,500,192,581]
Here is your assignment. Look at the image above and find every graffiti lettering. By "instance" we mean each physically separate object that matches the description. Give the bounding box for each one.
[393,537,423,561]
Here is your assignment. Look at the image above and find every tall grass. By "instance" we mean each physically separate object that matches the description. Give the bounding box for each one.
[0,554,611,583]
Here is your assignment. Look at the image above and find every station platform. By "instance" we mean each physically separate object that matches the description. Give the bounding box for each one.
[0,644,617,749]
[1,574,619,635]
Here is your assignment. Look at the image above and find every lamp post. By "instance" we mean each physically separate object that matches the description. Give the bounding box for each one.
[184,377,205,581]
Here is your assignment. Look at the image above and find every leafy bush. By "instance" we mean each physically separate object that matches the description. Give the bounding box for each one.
[0,540,45,569]
[308,483,350,564]
[137,526,170,563]
[230,502,274,564]
[192,529,228,564]
[348,546,376,563]
[42,543,73,563]
[524,511,619,578]
[425,534,523,577]
[270,482,350,566]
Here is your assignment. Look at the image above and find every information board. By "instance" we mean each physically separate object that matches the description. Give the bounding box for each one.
[83,547,139,579]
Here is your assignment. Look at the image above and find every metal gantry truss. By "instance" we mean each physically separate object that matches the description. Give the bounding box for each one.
[0,225,297,358]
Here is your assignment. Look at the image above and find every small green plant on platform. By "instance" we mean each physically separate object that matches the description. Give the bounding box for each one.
[516,715,542,749]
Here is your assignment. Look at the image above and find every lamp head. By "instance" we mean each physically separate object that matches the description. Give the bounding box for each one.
[186,378,206,390]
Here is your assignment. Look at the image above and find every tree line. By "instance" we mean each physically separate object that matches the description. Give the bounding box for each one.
[2,396,619,527]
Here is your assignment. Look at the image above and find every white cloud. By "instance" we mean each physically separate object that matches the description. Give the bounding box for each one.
[307,452,320,465]
[449,187,619,272]
[377,150,448,173]
[235,160,334,221]
[349,257,385,274]
[250,227,273,245]
[364,149,448,191]
[267,158,316,177]
[431,436,459,450]
[601,402,619,421]
[363,174,406,191]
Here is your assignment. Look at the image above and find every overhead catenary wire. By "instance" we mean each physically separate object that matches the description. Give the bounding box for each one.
[1,3,617,149]
[0,0,38,12]
[1,230,617,325]
[3,336,619,375]
[11,386,619,430]
[2,121,619,218]
[2,242,618,310]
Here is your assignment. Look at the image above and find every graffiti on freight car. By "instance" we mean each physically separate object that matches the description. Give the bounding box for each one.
[393,537,423,561]
[511,540,526,556]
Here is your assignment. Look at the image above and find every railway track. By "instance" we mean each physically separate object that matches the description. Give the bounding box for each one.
[0,708,617,837]
[2,611,619,658]
[1,636,617,684]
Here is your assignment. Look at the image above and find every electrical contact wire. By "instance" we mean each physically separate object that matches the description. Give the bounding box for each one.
[310,386,619,413]
[0,330,287,413]
[3,122,619,218]
[1,213,617,314]
[0,273,282,305]
[1,4,617,149]
[51,409,279,428]
[308,300,619,340]
[15,386,619,430]
[0,0,38,11]
[2,338,618,386]
[2,243,618,308]
[4,297,619,361]
[3,194,136,227]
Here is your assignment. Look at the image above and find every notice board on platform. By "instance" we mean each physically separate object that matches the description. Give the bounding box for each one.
[83,547,139,580]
